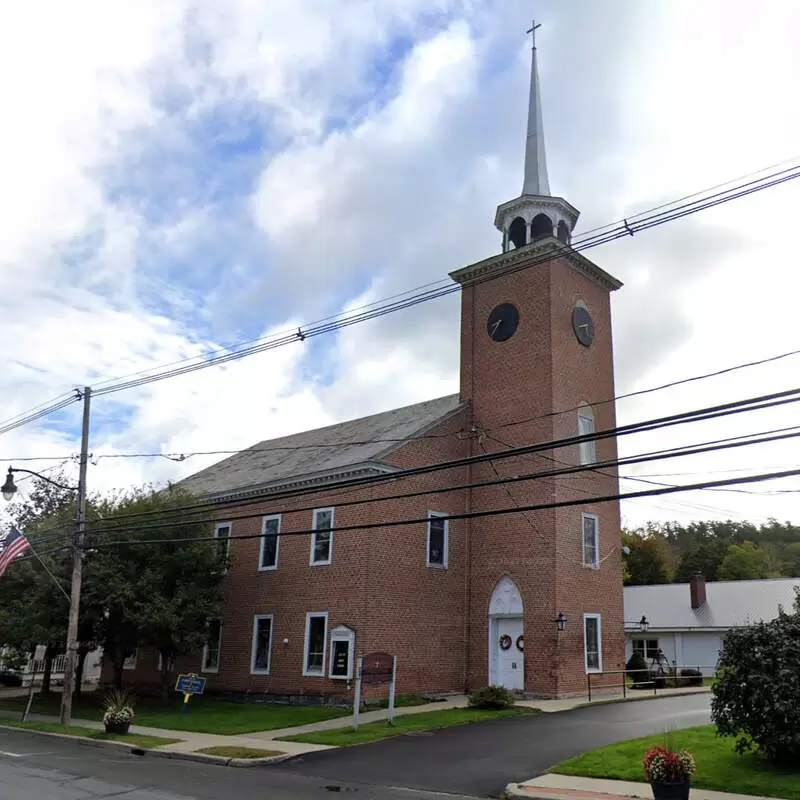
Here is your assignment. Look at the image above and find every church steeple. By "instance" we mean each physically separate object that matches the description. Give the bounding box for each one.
[495,21,579,253]
[522,21,549,197]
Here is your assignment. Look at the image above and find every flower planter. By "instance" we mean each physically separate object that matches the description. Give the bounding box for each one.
[104,720,131,735]
[650,780,690,800]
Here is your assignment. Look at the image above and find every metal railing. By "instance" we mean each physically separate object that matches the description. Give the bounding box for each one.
[586,664,717,702]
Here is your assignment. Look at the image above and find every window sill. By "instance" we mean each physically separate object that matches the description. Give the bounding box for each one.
[310,560,332,567]
[329,673,353,681]
[302,670,325,678]
[201,666,220,674]
[585,667,603,674]
[582,563,600,570]
[258,565,278,572]
[426,562,448,570]
[250,669,270,676]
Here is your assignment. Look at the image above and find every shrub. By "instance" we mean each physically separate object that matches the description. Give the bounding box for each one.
[626,651,649,685]
[711,593,800,766]
[0,673,23,687]
[679,668,703,687]
[468,685,516,710]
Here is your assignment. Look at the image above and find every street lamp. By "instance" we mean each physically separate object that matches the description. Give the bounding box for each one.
[624,615,650,633]
[2,467,77,501]
[1,386,92,728]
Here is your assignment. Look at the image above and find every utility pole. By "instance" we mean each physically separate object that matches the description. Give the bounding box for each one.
[60,386,91,727]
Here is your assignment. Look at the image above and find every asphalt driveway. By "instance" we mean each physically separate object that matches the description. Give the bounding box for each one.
[276,694,711,797]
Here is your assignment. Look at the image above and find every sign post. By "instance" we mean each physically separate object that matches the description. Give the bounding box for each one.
[387,655,397,725]
[21,646,45,723]
[352,656,363,730]
[174,673,206,717]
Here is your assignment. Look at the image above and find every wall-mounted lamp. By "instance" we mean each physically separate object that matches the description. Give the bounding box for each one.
[555,612,567,632]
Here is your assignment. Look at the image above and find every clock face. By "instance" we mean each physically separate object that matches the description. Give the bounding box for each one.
[572,306,595,347]
[487,303,519,342]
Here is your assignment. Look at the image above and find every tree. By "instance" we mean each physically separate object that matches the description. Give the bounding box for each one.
[711,589,800,765]
[674,538,729,582]
[622,529,672,585]
[717,540,768,581]
[781,542,800,577]
[83,484,228,695]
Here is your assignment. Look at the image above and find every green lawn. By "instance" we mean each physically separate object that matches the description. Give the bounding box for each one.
[196,745,285,759]
[278,706,539,746]
[550,725,800,800]
[0,693,350,735]
[0,718,179,749]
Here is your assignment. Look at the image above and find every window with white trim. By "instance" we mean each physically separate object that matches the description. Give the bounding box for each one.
[632,638,660,661]
[215,522,232,560]
[201,619,222,673]
[329,625,355,680]
[578,405,596,465]
[426,512,448,568]
[584,614,602,672]
[259,515,280,570]
[123,649,137,670]
[250,615,273,675]
[303,612,328,676]
[582,513,599,569]
[311,508,334,565]
[157,651,175,673]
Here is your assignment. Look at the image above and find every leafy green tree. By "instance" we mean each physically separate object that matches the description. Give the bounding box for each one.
[781,542,800,577]
[711,589,800,765]
[84,484,228,695]
[622,529,672,585]
[717,540,768,581]
[674,539,729,582]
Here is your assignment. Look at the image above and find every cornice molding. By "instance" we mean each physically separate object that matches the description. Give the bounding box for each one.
[200,461,400,506]
[494,194,580,229]
[449,237,623,293]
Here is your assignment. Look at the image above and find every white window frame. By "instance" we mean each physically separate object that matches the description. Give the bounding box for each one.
[250,614,274,675]
[215,522,232,557]
[123,649,137,670]
[201,619,223,674]
[259,514,281,571]
[581,513,599,569]
[310,508,334,566]
[578,405,596,465]
[157,651,175,673]
[426,512,449,569]
[583,613,602,673]
[328,625,356,680]
[632,638,660,661]
[303,612,329,677]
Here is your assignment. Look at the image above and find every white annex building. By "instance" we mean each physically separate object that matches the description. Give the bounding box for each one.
[623,575,800,675]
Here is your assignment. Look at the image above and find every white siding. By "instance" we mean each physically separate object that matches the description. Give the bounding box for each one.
[680,633,723,676]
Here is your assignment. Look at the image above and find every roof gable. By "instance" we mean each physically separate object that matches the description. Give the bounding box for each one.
[177,394,464,500]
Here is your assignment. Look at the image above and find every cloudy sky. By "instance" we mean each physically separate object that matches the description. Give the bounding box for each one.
[1,0,799,529]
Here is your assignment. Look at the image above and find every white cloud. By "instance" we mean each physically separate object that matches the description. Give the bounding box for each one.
[1,0,800,534]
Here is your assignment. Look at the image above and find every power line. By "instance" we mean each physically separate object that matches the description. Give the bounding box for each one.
[81,465,800,550]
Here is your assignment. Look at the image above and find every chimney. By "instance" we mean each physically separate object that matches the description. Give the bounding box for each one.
[690,573,706,609]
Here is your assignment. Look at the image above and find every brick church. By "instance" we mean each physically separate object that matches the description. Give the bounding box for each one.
[122,32,625,699]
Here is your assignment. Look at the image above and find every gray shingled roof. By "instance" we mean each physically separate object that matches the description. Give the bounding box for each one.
[177,394,464,499]
[624,578,800,631]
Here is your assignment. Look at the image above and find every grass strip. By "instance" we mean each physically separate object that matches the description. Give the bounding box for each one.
[278,706,539,746]
[195,745,285,759]
[0,718,180,749]
[550,725,800,800]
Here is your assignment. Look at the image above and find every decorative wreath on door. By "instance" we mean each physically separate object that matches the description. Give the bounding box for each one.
[499,634,512,650]
[516,635,524,652]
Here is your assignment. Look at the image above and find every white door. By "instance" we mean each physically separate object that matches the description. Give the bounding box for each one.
[497,618,524,691]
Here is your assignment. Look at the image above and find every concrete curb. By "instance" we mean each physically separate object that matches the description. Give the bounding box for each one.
[0,724,294,768]
[561,687,710,712]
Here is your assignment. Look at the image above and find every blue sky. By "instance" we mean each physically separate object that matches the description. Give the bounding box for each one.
[1,0,800,527]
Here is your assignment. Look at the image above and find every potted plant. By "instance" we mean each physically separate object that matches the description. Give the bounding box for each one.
[643,744,696,800]
[102,689,135,735]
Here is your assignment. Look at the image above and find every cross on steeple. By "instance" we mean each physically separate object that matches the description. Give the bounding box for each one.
[526,19,541,50]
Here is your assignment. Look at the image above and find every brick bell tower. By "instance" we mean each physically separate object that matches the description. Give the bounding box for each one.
[450,21,625,697]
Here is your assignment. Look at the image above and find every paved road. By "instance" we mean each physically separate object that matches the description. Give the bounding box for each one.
[0,694,709,799]
[279,694,711,797]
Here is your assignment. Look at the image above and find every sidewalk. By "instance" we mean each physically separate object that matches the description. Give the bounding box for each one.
[506,773,783,800]
[0,685,710,763]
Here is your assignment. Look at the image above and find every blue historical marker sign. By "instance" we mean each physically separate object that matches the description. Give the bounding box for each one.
[175,674,206,695]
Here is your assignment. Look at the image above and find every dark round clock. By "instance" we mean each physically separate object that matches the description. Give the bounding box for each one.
[487,303,519,342]
[572,306,595,347]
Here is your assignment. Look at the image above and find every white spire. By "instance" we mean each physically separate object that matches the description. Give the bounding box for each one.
[522,20,550,197]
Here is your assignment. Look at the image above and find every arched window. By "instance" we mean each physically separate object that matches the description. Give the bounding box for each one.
[531,213,553,241]
[557,220,570,244]
[578,404,596,465]
[508,217,527,249]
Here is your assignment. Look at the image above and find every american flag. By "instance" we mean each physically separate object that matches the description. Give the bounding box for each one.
[0,526,31,579]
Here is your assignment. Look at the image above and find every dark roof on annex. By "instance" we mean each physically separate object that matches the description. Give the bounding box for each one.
[177,394,464,500]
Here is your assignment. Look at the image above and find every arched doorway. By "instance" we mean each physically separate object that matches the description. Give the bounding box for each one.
[488,577,524,691]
